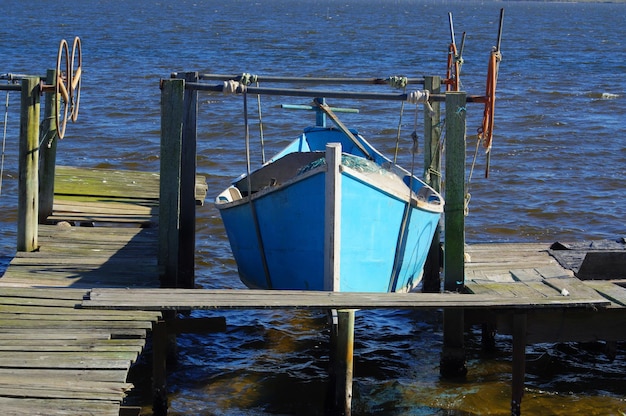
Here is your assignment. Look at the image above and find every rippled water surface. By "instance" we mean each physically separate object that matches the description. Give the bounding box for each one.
[1,0,625,414]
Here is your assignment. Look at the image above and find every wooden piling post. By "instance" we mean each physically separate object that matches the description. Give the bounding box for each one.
[176,72,199,289]
[152,318,169,416]
[39,69,59,223]
[443,91,466,292]
[422,76,442,293]
[440,91,467,378]
[159,78,185,288]
[511,313,527,416]
[336,309,355,416]
[324,143,356,415]
[17,77,40,252]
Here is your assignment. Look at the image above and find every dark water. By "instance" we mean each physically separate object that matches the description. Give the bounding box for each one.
[1,0,625,414]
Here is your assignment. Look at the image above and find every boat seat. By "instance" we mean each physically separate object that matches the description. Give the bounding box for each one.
[215,186,243,203]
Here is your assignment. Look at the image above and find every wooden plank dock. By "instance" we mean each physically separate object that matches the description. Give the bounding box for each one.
[0,165,208,415]
[2,163,624,414]
[0,160,626,415]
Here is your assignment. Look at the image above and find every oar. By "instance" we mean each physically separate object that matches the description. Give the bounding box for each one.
[312,100,373,160]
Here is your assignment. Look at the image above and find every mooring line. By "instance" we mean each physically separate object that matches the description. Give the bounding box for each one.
[0,87,9,196]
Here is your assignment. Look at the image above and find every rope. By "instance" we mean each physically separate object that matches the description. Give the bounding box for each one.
[255,82,266,164]
[406,90,435,116]
[405,89,428,104]
[239,72,258,85]
[393,87,406,164]
[411,101,420,156]
[0,87,8,195]
[465,134,482,216]
[223,80,244,94]
[387,76,408,89]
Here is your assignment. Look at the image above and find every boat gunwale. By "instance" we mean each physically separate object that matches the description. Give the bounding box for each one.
[214,158,443,214]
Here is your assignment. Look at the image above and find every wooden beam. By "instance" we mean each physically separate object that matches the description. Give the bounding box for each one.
[159,79,185,288]
[177,71,199,289]
[82,288,610,311]
[511,313,527,416]
[17,77,40,252]
[422,75,442,293]
[443,91,466,291]
[324,143,342,292]
[39,69,58,223]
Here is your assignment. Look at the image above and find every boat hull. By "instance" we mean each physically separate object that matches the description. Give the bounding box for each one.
[216,128,443,292]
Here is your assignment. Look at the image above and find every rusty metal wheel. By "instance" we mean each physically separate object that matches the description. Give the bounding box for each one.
[70,36,82,122]
[55,39,70,139]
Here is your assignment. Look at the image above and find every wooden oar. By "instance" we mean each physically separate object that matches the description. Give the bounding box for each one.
[312,100,373,160]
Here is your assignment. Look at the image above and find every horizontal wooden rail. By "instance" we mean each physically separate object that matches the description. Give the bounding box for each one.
[81,288,611,311]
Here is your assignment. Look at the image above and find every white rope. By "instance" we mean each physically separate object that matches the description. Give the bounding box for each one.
[223,80,245,94]
[406,89,435,117]
[405,89,429,104]
[0,88,9,195]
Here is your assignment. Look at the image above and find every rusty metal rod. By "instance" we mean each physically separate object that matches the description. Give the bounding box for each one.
[185,82,487,103]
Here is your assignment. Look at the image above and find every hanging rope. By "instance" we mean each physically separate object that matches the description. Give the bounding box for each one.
[237,74,266,163]
[255,81,266,164]
[393,87,406,165]
[411,101,420,156]
[243,91,252,194]
[425,118,444,186]
[0,87,9,195]
[465,134,482,216]
[389,78,412,165]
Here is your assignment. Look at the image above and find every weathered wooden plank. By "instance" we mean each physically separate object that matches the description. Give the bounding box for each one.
[542,277,605,299]
[0,327,147,339]
[584,281,626,307]
[0,396,120,416]
[0,318,152,330]
[0,384,128,401]
[0,296,81,308]
[0,338,146,351]
[0,287,87,300]
[0,377,133,395]
[0,304,160,319]
[509,268,543,282]
[82,288,610,310]
[0,331,112,340]
[53,200,157,215]
[54,165,206,204]
[0,368,129,383]
[0,355,132,370]
[55,166,161,200]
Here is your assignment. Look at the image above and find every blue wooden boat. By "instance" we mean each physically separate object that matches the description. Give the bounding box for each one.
[215,103,443,292]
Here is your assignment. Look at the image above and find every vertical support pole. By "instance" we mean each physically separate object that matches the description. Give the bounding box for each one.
[440,91,467,378]
[324,143,341,292]
[422,76,442,293]
[152,319,168,416]
[315,97,327,127]
[39,69,58,223]
[159,78,185,288]
[512,313,527,416]
[443,91,466,292]
[336,309,355,416]
[17,77,40,252]
[177,72,199,289]
[324,143,355,415]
